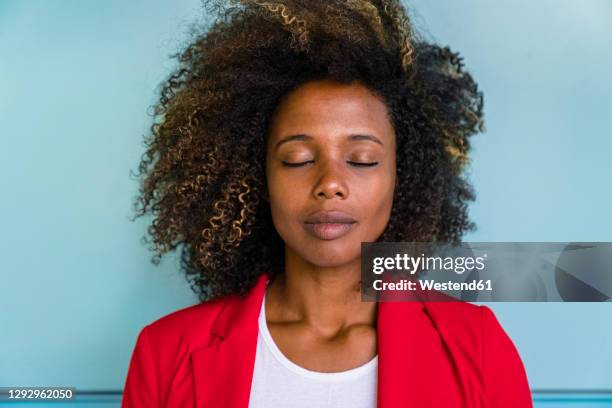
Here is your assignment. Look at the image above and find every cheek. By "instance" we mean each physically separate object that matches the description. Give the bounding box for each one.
[373,186,394,218]
[267,172,300,229]
[368,160,395,195]
[267,169,291,204]
[360,170,396,230]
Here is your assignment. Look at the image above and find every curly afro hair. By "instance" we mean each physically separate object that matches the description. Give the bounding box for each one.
[130,0,485,302]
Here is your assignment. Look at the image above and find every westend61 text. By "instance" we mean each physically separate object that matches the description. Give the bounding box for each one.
[373,279,493,291]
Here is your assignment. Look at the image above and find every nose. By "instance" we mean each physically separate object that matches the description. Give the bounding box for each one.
[312,159,349,200]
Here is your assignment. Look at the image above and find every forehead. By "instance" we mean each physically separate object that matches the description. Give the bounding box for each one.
[268,79,394,143]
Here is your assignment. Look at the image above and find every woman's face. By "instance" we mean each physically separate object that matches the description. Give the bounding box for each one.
[265,79,397,268]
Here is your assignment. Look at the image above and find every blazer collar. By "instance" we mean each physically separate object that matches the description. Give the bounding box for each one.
[191,274,268,408]
[192,273,445,408]
[208,275,267,340]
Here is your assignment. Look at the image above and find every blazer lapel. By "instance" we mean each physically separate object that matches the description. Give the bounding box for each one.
[377,273,465,408]
[377,298,442,408]
[377,277,480,408]
[191,273,268,408]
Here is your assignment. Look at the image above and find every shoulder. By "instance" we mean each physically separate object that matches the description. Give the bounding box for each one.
[136,295,234,356]
[418,290,512,341]
[426,301,520,351]
[126,297,233,390]
[136,273,268,352]
[122,298,230,406]
[422,300,533,406]
[423,299,521,359]
[419,290,484,331]
[136,297,238,361]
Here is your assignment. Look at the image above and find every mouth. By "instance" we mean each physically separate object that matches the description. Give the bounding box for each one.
[303,222,356,240]
[303,210,357,240]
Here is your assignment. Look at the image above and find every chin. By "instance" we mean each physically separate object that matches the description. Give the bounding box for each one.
[301,241,361,267]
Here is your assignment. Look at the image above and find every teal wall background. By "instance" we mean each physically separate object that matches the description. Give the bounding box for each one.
[1,0,611,405]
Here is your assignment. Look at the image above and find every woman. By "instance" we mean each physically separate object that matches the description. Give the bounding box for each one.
[123,0,532,406]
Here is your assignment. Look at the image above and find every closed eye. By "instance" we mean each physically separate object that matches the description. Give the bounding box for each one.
[281,161,378,167]
[281,160,314,167]
[347,161,378,167]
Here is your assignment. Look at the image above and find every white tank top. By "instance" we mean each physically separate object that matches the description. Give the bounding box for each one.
[248,292,378,407]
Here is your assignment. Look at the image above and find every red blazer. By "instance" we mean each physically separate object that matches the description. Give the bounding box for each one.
[122,273,532,407]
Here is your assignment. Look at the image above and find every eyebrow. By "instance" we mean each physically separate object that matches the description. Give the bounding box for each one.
[274,134,384,151]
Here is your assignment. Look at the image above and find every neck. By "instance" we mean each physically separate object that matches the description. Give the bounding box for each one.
[266,246,377,339]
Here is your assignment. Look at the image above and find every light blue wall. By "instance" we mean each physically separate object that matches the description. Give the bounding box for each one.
[0,0,202,390]
[1,0,610,402]
[409,0,612,391]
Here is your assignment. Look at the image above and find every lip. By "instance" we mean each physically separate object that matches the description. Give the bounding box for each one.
[303,210,357,240]
[303,222,356,240]
[304,210,357,224]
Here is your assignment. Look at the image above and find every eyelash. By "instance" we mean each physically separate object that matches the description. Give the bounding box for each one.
[281,160,379,168]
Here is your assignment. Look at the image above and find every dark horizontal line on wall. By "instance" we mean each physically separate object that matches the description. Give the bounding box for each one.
[531,390,612,404]
[72,390,123,395]
[532,389,612,394]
